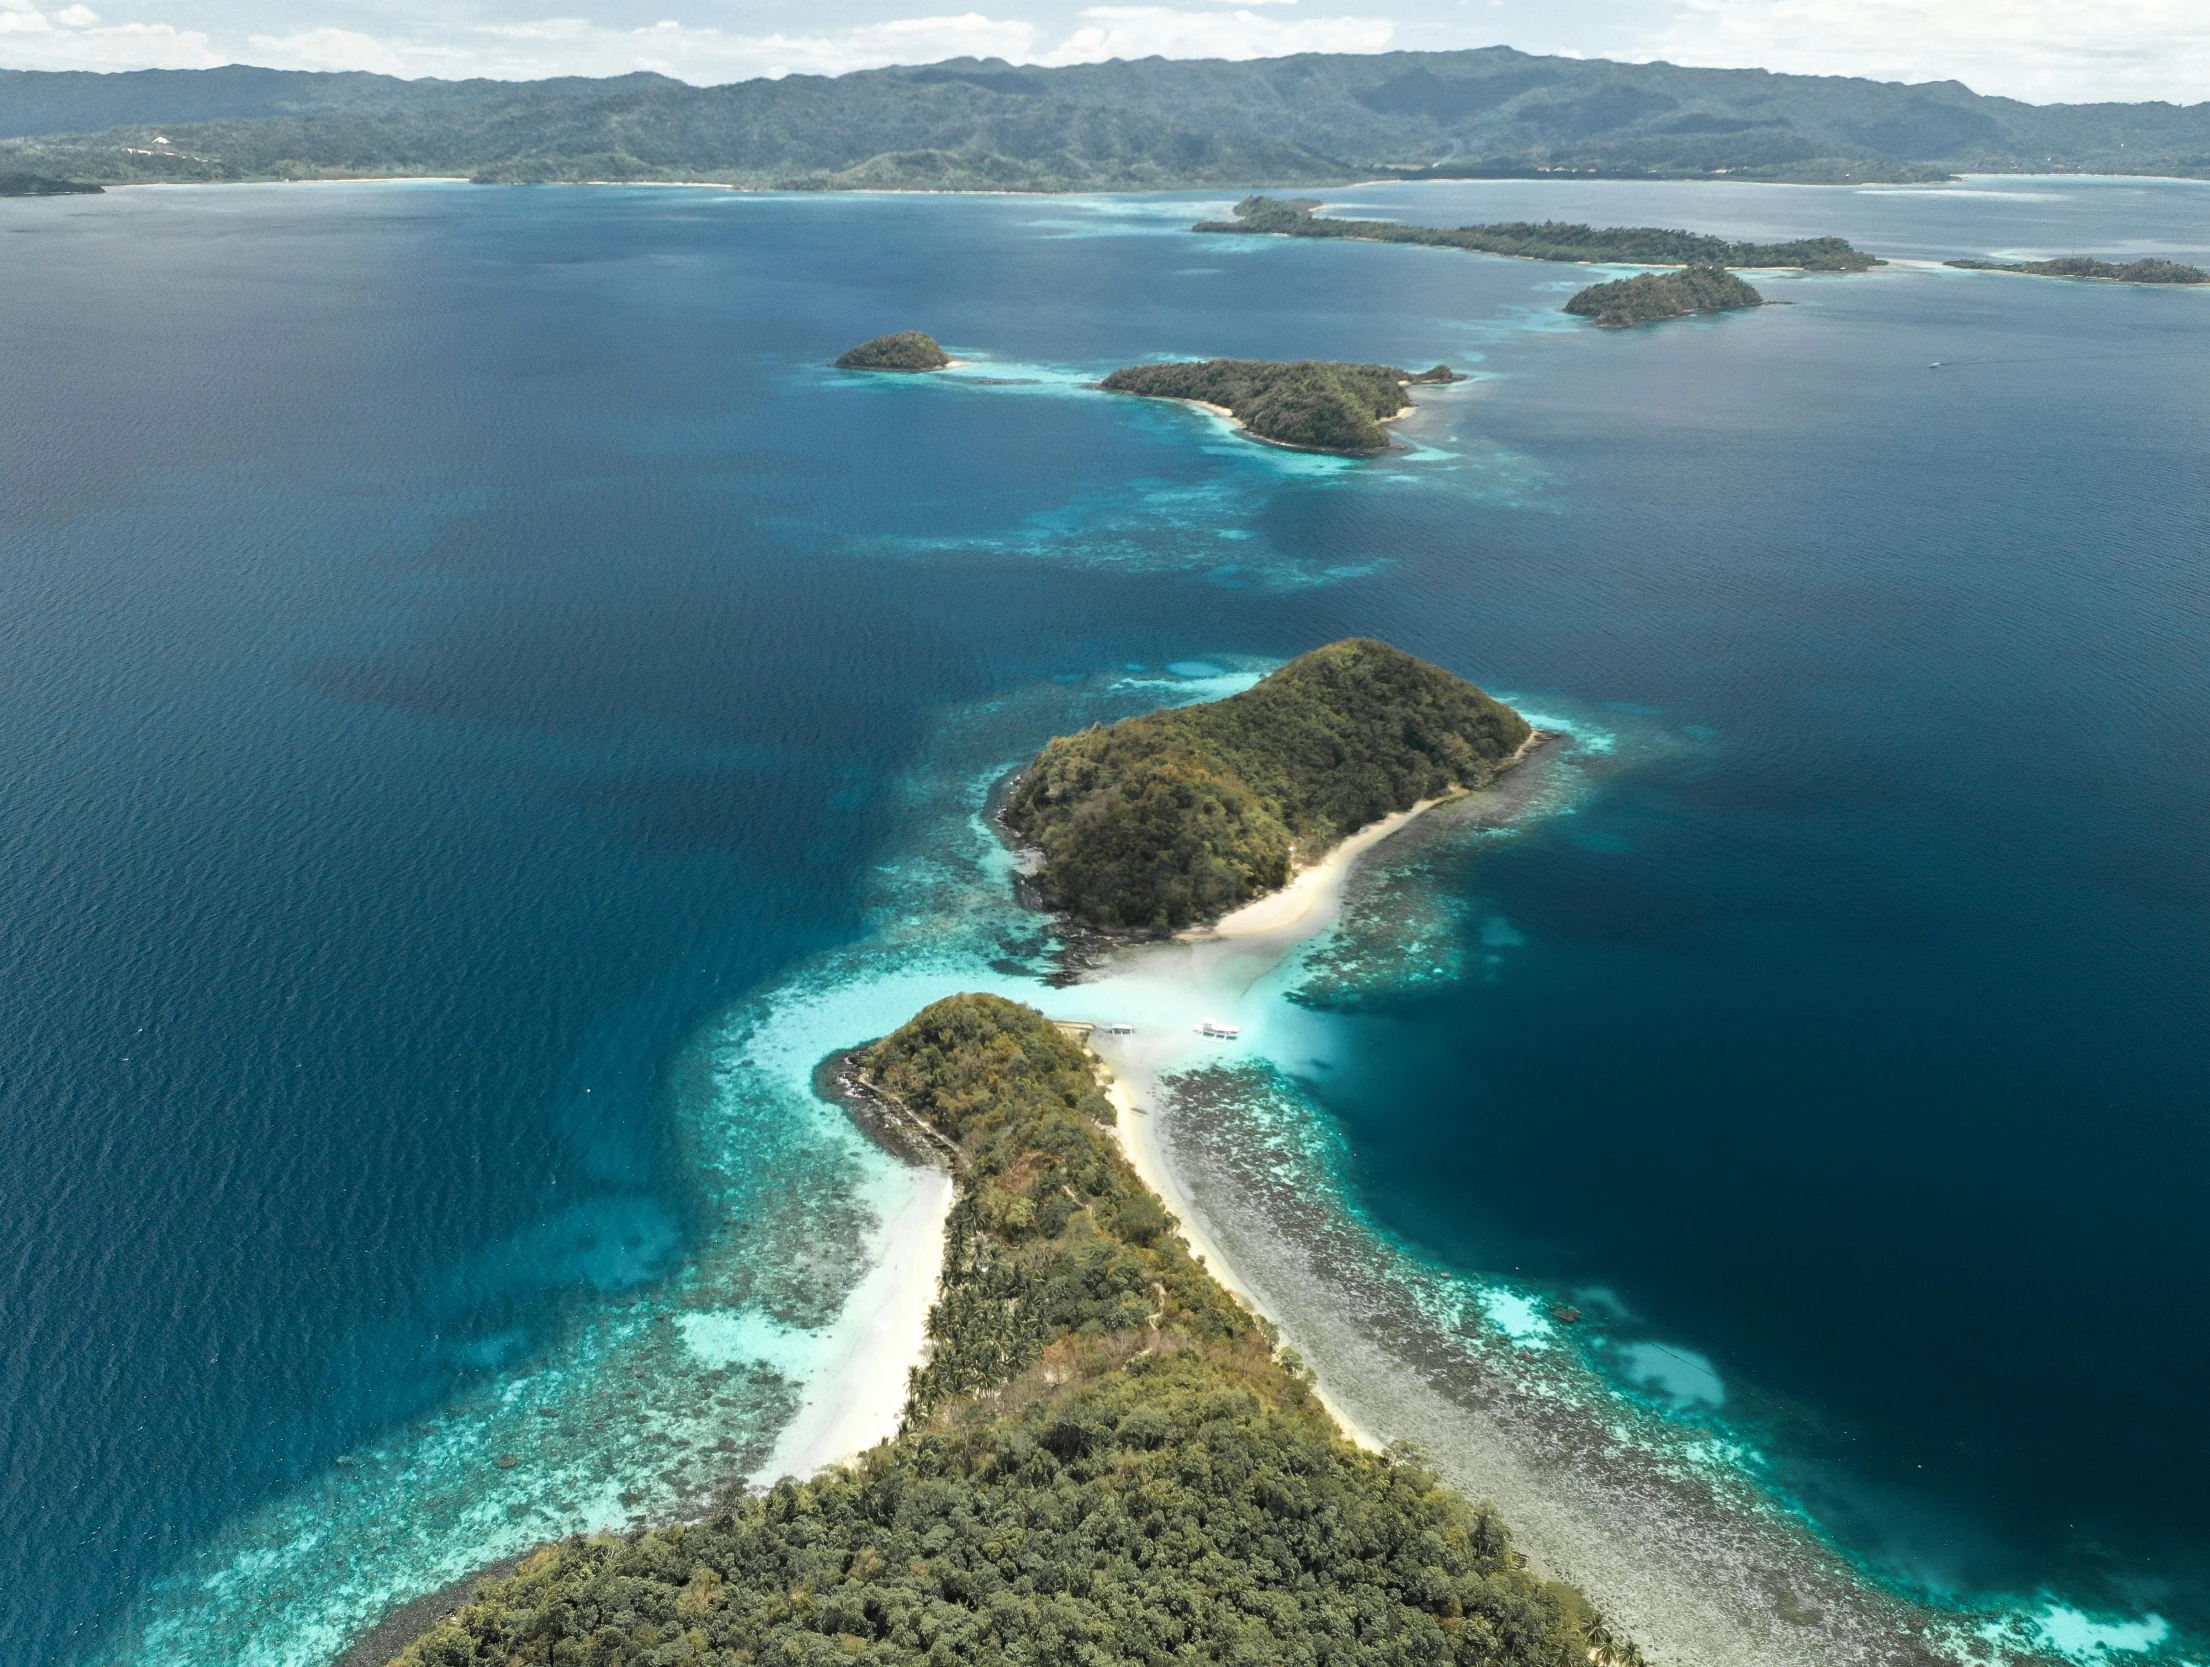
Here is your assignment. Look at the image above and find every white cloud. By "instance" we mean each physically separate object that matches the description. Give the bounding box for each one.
[1647,0,2210,103]
[0,0,214,68]
[1038,6,1392,61]
[245,12,1052,79]
[13,3,1388,81]
[9,0,2205,102]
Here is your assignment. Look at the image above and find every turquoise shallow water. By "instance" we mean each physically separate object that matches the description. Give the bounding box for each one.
[1,175,2207,1664]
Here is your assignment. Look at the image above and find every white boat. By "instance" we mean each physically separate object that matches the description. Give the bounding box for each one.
[1197,1017,1240,1039]
[1103,1022,1134,1035]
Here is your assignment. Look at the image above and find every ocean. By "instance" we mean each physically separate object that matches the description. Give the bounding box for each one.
[0,173,2205,1665]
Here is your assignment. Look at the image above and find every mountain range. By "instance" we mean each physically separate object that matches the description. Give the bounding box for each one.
[3,48,2208,191]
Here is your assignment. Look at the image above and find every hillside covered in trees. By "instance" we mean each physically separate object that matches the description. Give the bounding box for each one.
[8,48,2210,191]
[1099,359,1456,455]
[0,170,100,194]
[1945,255,2209,283]
[1200,195,1878,270]
[836,332,952,370]
[1002,639,1530,932]
[1564,266,1766,326]
[384,994,1622,1667]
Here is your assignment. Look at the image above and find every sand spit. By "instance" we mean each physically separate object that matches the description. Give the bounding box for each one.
[750,1164,954,1483]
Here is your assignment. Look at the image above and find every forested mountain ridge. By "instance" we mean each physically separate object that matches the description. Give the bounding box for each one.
[6,47,2210,190]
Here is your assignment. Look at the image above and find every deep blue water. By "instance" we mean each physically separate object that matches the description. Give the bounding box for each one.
[1,175,2206,1664]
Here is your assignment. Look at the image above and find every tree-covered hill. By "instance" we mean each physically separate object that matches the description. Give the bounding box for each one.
[382,994,1625,1667]
[836,332,952,370]
[7,47,2210,191]
[1945,255,2209,283]
[1099,359,1455,455]
[1201,195,1877,269]
[1003,639,1530,932]
[1564,266,1766,327]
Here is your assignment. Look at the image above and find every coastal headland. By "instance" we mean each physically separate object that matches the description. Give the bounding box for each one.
[387,992,1631,1667]
[0,171,102,196]
[1943,255,2208,284]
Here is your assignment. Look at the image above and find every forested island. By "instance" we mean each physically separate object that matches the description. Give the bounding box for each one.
[1944,256,2208,284]
[0,171,100,195]
[1564,266,1765,327]
[1003,639,1530,932]
[1197,196,1878,271]
[1098,359,1458,455]
[388,992,1623,1667]
[835,331,953,370]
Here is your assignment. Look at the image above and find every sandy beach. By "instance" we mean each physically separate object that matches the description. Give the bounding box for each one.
[1098,1062,1389,1453]
[1194,795,1450,942]
[1188,728,1546,944]
[749,1163,954,1482]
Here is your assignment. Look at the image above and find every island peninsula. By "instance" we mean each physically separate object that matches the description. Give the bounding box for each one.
[1003,638,1532,931]
[1197,196,1879,272]
[388,992,1630,1667]
[1099,360,1460,455]
[0,172,102,196]
[1944,255,2208,284]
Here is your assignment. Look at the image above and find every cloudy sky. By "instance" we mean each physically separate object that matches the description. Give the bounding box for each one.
[3,0,2207,105]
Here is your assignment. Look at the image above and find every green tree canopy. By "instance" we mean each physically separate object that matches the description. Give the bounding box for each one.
[1003,640,1530,931]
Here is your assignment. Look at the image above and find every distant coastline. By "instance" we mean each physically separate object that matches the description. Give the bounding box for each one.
[1198,195,1881,271]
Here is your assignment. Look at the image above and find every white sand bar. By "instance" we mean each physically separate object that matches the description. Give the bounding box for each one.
[751,1164,954,1483]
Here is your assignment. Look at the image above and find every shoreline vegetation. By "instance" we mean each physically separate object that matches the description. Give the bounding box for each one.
[835,331,953,371]
[1197,195,1880,271]
[1002,639,1530,933]
[1944,255,2209,284]
[388,993,1639,1667]
[1564,266,1765,327]
[1097,360,1459,456]
[0,171,101,195]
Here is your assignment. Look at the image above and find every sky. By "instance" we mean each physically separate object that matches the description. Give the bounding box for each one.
[1,0,2207,109]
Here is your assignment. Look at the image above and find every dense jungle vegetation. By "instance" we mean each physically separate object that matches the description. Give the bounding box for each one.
[13,48,2210,190]
[1563,266,1765,327]
[1199,195,1878,270]
[1001,639,1530,932]
[385,994,1632,1667]
[0,171,99,194]
[1098,359,1455,455]
[836,332,953,370]
[1944,255,2209,283]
